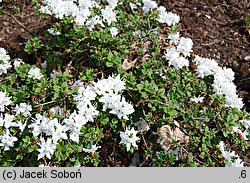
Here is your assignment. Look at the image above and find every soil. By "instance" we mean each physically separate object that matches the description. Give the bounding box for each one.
[0,0,250,166]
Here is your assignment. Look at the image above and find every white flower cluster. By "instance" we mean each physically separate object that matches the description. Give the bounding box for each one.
[218,141,244,167]
[28,67,44,80]
[0,48,12,76]
[157,6,180,26]
[0,129,18,151]
[0,91,12,112]
[231,119,250,141]
[164,33,193,70]
[110,27,119,37]
[120,127,140,151]
[94,75,134,120]
[232,126,248,140]
[13,58,24,69]
[40,0,118,29]
[27,74,134,159]
[27,113,68,160]
[142,0,158,13]
[240,119,250,129]
[0,99,32,151]
[0,113,16,129]
[14,103,32,117]
[131,1,179,26]
[194,56,244,109]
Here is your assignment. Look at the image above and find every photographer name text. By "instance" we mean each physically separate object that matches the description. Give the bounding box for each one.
[2,169,82,180]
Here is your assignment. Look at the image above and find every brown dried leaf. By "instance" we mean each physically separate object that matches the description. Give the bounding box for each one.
[158,121,189,152]
[122,57,140,70]
[122,59,135,71]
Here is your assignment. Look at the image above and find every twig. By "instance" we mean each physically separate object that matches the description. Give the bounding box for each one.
[34,100,57,108]
[182,147,204,165]
[136,98,168,107]
[67,140,78,153]
[0,10,36,37]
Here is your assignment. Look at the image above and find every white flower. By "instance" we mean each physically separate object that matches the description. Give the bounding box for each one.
[37,138,57,160]
[47,28,61,35]
[194,55,243,109]
[0,130,18,151]
[101,6,117,25]
[190,96,204,103]
[240,119,250,129]
[93,74,125,95]
[109,96,135,120]
[99,93,120,111]
[129,2,137,10]
[86,15,104,31]
[14,103,32,117]
[74,86,96,102]
[0,91,12,112]
[77,101,99,122]
[218,141,244,167]
[64,111,87,132]
[120,127,140,151]
[110,27,119,37]
[177,37,193,57]
[50,70,62,78]
[28,114,49,137]
[0,114,4,126]
[13,58,24,68]
[52,123,68,144]
[157,10,180,26]
[49,106,65,117]
[232,126,248,140]
[16,121,27,132]
[157,6,166,14]
[194,56,219,78]
[82,144,101,153]
[133,30,146,37]
[168,32,180,44]
[142,0,157,13]
[164,47,189,70]
[3,113,17,129]
[0,48,12,76]
[69,131,80,143]
[107,0,118,9]
[28,67,43,80]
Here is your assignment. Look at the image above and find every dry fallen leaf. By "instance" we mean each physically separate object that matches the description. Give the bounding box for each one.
[122,57,141,70]
[158,121,189,152]
[122,59,135,70]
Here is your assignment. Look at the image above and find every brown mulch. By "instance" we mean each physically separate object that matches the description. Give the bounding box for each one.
[0,0,52,61]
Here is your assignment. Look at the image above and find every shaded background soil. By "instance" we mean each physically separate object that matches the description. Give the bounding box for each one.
[0,0,250,166]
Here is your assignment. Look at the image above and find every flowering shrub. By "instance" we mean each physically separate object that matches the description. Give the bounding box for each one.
[0,0,249,167]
